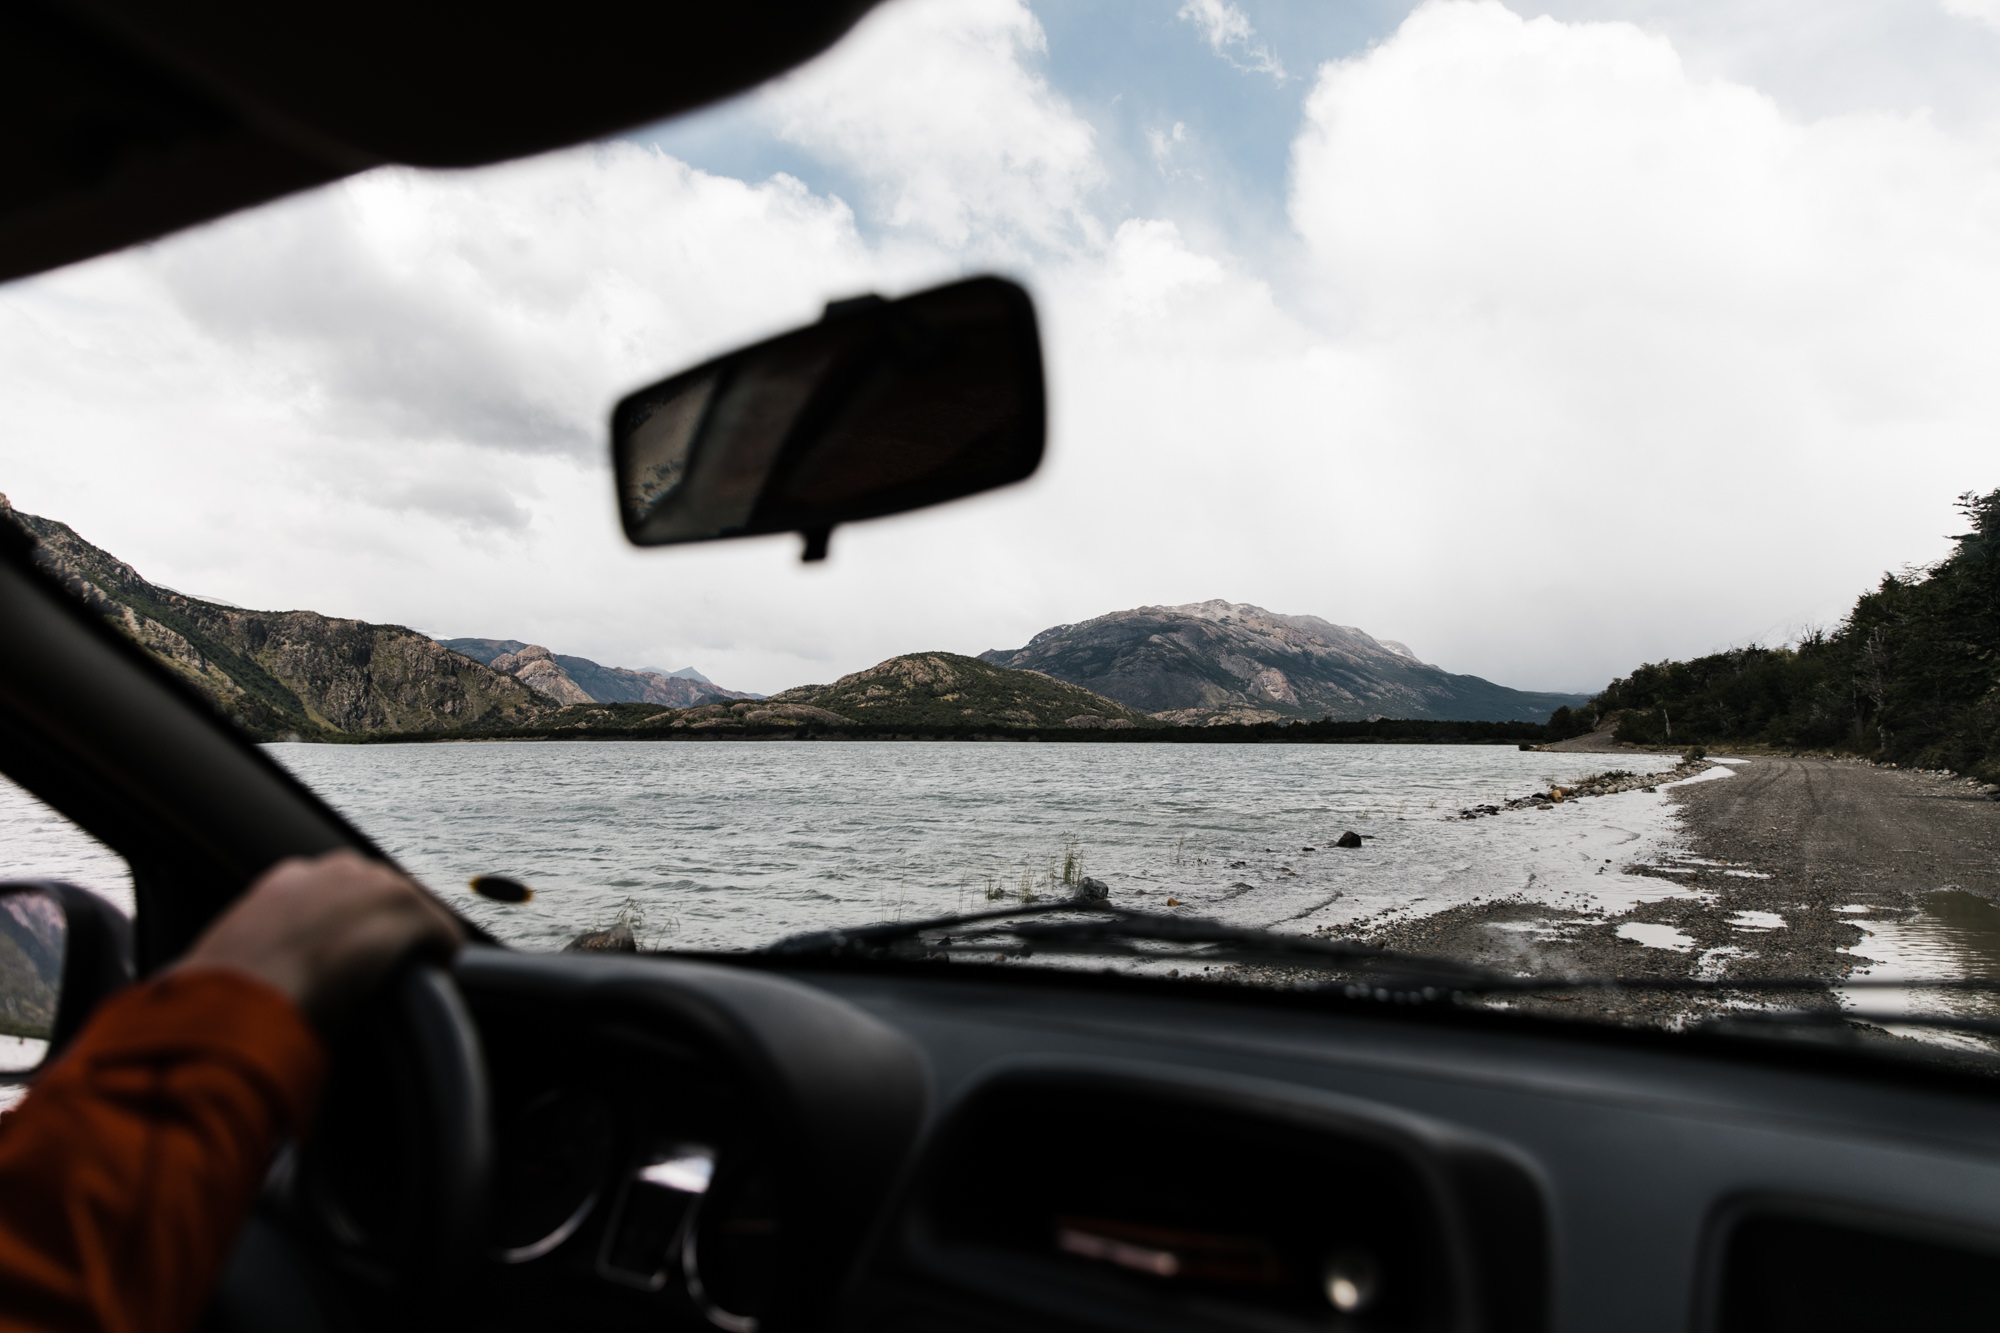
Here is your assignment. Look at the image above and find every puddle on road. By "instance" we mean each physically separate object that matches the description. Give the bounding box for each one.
[1618,921,1696,952]
[1842,889,2000,1050]
[1729,910,1786,931]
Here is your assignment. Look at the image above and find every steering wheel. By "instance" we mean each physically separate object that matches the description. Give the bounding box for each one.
[378,964,492,1305]
[214,964,491,1331]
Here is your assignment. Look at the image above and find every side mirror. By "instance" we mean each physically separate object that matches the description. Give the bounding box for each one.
[612,276,1045,561]
[0,882,134,1076]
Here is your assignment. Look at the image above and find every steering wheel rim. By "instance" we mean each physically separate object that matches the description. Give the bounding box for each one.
[294,962,491,1322]
[392,963,491,1305]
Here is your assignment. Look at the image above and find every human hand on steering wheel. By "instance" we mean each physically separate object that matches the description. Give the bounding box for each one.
[181,852,488,1328]
[176,850,463,1025]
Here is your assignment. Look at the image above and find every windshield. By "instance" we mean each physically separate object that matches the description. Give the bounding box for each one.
[4,0,1999,1057]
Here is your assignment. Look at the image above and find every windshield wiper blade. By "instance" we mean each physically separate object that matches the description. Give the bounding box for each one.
[765,899,1107,956]
[764,901,1507,989]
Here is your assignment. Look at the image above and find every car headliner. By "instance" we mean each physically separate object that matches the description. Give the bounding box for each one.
[0,0,885,286]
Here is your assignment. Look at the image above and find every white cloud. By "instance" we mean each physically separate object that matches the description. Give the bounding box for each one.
[0,141,946,675]
[5,0,2000,700]
[1146,121,1193,179]
[757,0,1102,253]
[145,148,892,469]
[1943,0,2000,33]
[1178,0,1288,81]
[1271,0,2000,680]
[1536,0,2000,126]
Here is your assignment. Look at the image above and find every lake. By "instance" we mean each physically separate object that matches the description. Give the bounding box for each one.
[13,740,2000,1043]
[258,741,1682,951]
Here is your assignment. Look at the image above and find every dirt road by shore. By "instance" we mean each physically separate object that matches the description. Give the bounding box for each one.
[1345,755,2000,1029]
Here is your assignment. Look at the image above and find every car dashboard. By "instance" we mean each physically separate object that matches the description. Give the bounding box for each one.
[250,947,2000,1333]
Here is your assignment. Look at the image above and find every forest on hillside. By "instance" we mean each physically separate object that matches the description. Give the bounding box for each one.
[1548,489,2000,779]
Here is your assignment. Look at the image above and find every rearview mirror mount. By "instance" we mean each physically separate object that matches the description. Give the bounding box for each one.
[611,276,1045,561]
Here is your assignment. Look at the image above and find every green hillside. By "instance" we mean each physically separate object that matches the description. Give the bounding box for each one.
[760,652,1160,730]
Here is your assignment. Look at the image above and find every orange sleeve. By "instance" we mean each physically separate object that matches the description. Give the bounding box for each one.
[0,969,326,1333]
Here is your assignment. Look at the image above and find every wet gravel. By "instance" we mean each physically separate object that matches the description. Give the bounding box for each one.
[1231,755,2000,1048]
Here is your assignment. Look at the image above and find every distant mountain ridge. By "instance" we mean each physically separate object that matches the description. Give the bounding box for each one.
[438,638,758,707]
[981,600,1587,724]
[2,497,1586,740]
[530,652,1161,735]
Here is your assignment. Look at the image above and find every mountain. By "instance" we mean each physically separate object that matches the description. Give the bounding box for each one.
[2,496,1582,740]
[980,600,1589,724]
[2,496,547,738]
[438,638,757,706]
[645,652,1160,732]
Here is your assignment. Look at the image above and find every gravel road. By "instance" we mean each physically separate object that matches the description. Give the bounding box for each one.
[1271,755,2000,1037]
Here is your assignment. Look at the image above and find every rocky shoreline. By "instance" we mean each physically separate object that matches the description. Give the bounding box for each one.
[1453,753,1713,819]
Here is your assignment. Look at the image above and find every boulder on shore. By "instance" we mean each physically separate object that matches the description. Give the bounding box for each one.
[1073,876,1111,901]
[1334,831,1363,849]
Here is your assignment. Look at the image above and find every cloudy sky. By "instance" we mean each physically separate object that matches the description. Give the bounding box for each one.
[4,0,2000,696]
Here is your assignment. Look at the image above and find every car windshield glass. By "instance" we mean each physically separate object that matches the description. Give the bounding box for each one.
[5,0,2000,1060]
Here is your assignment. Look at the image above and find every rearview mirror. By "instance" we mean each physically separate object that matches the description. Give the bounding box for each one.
[611,276,1044,561]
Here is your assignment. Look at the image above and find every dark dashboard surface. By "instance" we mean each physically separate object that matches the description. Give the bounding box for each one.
[290,949,2000,1333]
[804,967,2000,1331]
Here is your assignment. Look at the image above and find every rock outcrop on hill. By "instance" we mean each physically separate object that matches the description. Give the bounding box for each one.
[438,637,755,706]
[488,645,594,705]
[981,600,1588,724]
[1,496,548,739]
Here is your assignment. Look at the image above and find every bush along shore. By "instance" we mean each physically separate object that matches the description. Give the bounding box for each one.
[1454,751,1715,819]
[338,714,1564,746]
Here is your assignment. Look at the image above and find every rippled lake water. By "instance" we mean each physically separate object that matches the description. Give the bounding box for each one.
[254,741,1684,952]
[13,742,2000,1047]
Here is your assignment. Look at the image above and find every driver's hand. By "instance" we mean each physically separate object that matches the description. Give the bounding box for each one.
[174,850,463,1025]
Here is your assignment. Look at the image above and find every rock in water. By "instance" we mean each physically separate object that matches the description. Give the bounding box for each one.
[1073,876,1110,902]
[1334,831,1363,849]
[564,923,637,952]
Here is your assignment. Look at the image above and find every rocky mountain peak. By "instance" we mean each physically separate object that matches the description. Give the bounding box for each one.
[1160,600,1431,667]
[982,602,1584,725]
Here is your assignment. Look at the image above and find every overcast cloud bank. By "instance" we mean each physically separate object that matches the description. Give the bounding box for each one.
[0,0,1996,696]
